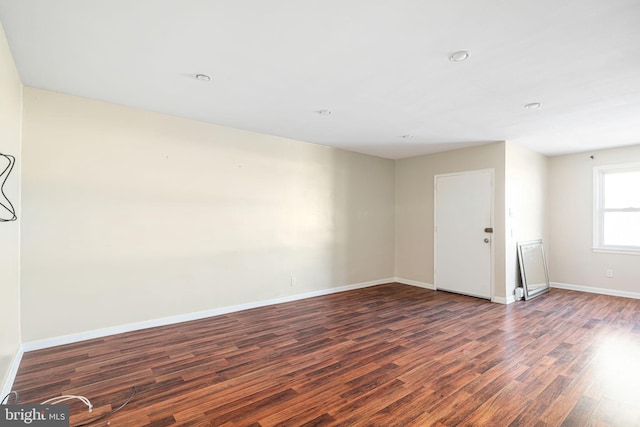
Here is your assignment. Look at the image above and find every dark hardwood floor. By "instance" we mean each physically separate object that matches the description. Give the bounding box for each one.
[10,283,640,426]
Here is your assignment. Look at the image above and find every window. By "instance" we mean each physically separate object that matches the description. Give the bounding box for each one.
[594,163,640,253]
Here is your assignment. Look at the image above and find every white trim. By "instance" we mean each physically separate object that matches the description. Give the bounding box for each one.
[393,278,435,290]
[592,248,640,256]
[492,295,516,305]
[395,277,513,304]
[593,163,640,253]
[1,345,24,402]
[22,278,395,352]
[551,282,640,300]
[593,165,603,250]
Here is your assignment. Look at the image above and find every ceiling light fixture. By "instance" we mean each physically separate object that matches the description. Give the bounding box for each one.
[524,102,541,110]
[195,74,212,81]
[449,51,470,62]
[316,109,332,116]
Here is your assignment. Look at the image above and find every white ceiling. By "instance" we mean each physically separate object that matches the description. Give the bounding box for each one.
[1,0,640,159]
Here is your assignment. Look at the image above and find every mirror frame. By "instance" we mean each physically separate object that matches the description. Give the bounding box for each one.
[517,239,550,300]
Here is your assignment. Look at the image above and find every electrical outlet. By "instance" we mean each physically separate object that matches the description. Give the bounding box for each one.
[606,269,614,278]
[291,276,296,287]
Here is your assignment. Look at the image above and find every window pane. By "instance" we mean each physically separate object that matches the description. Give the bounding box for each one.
[604,171,640,209]
[603,212,640,247]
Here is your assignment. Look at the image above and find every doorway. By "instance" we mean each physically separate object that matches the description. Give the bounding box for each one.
[434,169,493,299]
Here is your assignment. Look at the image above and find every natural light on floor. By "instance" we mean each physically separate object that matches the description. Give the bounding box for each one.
[595,334,640,405]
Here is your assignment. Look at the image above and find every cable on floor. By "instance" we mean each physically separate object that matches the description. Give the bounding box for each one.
[74,385,137,427]
[41,394,93,411]
[1,391,19,404]
[3,385,136,426]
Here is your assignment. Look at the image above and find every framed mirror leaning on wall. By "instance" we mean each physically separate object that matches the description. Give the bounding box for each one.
[517,239,550,300]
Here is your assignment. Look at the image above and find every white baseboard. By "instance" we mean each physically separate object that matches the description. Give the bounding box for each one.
[394,277,435,290]
[550,282,640,300]
[22,278,396,352]
[492,295,516,305]
[1,345,24,403]
[394,278,517,305]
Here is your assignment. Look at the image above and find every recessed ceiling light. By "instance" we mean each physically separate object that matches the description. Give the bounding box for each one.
[524,102,541,110]
[449,51,470,62]
[316,109,332,116]
[195,74,212,81]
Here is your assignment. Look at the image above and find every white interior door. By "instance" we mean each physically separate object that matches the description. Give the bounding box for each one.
[435,170,493,299]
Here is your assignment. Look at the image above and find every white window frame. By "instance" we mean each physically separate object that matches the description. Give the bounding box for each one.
[593,162,640,255]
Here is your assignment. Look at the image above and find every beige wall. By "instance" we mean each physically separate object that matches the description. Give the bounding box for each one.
[548,145,640,292]
[12,63,638,349]
[21,88,396,341]
[505,143,548,297]
[395,142,507,299]
[0,22,22,391]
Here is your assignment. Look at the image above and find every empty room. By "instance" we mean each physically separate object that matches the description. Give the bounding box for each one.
[1,1,640,426]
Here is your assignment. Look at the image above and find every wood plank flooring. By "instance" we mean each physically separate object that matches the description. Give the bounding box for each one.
[10,283,640,426]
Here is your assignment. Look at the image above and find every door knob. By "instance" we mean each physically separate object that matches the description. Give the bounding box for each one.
[484,238,490,243]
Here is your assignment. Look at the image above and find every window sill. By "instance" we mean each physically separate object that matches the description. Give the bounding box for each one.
[593,247,640,256]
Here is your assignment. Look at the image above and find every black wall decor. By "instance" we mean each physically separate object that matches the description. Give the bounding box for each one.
[0,152,17,222]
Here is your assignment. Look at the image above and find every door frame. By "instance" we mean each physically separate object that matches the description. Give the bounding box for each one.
[434,168,495,300]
